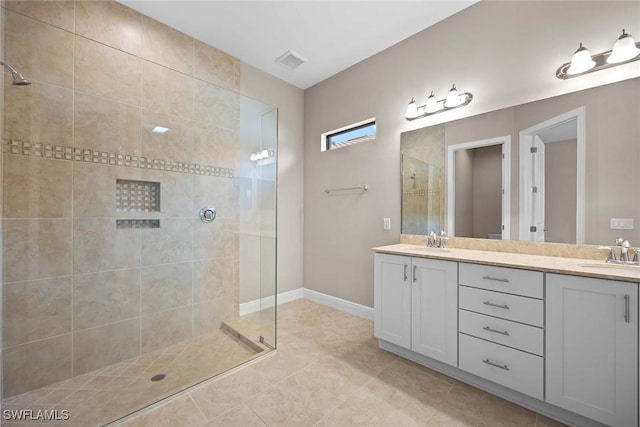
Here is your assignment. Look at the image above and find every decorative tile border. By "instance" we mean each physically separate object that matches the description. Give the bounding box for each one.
[1,138,234,178]
[116,219,160,229]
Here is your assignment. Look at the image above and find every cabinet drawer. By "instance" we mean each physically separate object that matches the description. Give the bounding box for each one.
[459,263,543,299]
[459,333,543,400]
[459,309,543,356]
[459,286,543,327]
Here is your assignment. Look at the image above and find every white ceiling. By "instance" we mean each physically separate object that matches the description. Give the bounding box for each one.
[120,1,476,90]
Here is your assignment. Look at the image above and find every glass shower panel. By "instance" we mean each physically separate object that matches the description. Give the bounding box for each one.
[0,2,277,424]
[237,97,278,350]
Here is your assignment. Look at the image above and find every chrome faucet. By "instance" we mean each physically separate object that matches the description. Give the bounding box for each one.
[600,237,636,264]
[614,237,631,262]
[427,231,437,247]
[435,230,448,248]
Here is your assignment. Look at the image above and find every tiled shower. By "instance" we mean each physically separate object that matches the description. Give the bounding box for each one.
[0,0,277,422]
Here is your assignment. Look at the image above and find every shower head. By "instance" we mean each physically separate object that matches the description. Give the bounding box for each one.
[0,61,31,86]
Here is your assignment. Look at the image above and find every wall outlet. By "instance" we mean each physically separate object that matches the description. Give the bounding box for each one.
[383,218,391,230]
[610,218,634,230]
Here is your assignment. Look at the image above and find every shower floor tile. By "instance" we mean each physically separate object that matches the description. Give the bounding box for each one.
[1,328,264,427]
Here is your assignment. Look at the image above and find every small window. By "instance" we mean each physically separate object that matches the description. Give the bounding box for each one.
[321,118,376,151]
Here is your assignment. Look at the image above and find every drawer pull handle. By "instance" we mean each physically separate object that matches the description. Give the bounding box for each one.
[404,264,408,281]
[483,359,510,371]
[482,275,509,283]
[483,326,510,336]
[483,301,510,310]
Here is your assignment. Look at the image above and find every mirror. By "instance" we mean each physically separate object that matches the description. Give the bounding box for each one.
[400,124,445,235]
[400,77,640,245]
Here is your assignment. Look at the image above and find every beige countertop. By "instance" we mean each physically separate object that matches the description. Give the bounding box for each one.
[373,243,640,283]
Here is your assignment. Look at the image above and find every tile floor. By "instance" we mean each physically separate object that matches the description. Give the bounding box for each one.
[1,328,264,426]
[109,299,567,427]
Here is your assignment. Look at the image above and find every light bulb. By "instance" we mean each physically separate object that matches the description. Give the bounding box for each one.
[567,43,596,75]
[444,84,462,108]
[607,29,640,64]
[425,91,439,113]
[261,149,269,158]
[250,153,258,161]
[404,98,420,119]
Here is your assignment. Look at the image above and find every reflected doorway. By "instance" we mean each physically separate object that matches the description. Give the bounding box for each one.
[447,136,511,239]
[519,107,585,243]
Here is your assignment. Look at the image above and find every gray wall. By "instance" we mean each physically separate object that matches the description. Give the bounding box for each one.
[303,1,640,307]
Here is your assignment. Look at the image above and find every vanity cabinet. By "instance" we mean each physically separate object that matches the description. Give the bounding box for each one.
[546,273,638,427]
[458,263,544,400]
[374,253,411,348]
[374,253,458,365]
[411,257,458,365]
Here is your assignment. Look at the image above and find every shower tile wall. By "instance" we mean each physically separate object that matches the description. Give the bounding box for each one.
[1,1,242,398]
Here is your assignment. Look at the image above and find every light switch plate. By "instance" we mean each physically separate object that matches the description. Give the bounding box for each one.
[610,218,634,230]
[383,218,391,230]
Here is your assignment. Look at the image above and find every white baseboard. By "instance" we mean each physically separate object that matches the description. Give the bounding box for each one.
[303,288,374,320]
[239,288,303,316]
[239,287,373,320]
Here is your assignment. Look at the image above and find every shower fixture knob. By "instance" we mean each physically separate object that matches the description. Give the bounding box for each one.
[199,207,217,223]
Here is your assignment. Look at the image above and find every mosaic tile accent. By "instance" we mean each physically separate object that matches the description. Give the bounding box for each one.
[116,180,160,213]
[116,219,160,229]
[1,138,234,178]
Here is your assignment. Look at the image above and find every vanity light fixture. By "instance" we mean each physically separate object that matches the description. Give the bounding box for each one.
[404,84,473,120]
[556,29,640,79]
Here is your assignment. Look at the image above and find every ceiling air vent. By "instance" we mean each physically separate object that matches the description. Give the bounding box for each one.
[275,50,306,70]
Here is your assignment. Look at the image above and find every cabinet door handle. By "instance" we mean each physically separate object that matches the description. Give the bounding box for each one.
[482,275,509,283]
[483,359,510,371]
[483,301,510,310]
[483,325,510,336]
[624,294,630,323]
[413,265,417,283]
[404,264,408,281]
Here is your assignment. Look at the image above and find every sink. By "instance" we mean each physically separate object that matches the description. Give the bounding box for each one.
[579,263,640,274]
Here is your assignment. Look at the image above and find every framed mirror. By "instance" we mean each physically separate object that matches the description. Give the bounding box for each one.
[400,77,640,245]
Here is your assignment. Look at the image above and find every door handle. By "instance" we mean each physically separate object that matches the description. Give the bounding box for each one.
[624,294,630,323]
[404,264,408,281]
[413,265,417,283]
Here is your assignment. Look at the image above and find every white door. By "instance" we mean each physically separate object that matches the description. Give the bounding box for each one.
[374,253,411,348]
[411,258,458,365]
[546,274,638,427]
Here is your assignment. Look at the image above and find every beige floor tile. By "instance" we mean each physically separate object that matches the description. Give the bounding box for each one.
[314,385,432,427]
[203,403,266,427]
[116,395,206,427]
[1,299,567,427]
[190,367,272,420]
[430,383,537,427]
[535,414,570,427]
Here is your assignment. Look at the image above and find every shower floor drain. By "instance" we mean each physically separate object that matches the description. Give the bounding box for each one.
[150,374,166,382]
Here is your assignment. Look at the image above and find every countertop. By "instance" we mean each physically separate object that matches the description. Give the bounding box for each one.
[373,243,640,283]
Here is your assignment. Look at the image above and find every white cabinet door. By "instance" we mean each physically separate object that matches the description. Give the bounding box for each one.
[546,273,638,427]
[374,253,411,348]
[411,258,458,366]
